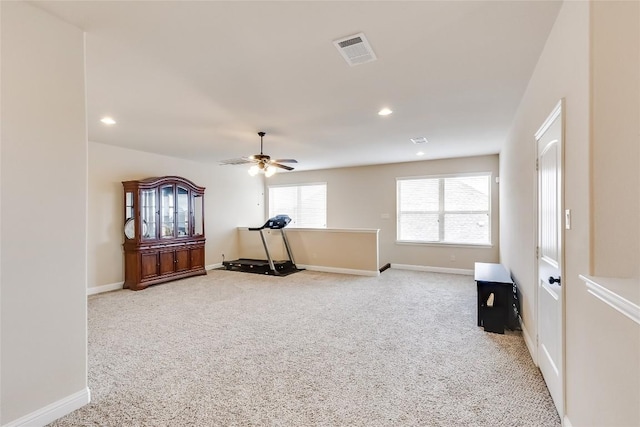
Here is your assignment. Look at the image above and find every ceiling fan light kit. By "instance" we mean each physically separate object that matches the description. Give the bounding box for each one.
[248,165,260,176]
[220,131,298,177]
[248,163,277,177]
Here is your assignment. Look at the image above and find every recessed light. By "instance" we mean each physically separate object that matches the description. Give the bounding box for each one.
[416,151,425,156]
[100,117,116,125]
[411,137,428,144]
[378,108,393,116]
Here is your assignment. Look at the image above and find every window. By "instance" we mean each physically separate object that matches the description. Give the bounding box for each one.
[397,174,491,245]
[268,183,327,228]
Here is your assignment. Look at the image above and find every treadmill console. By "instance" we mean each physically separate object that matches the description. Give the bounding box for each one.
[251,214,291,230]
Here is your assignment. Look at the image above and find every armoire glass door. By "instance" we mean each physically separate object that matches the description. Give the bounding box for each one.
[177,186,189,237]
[160,185,174,238]
[140,189,157,240]
[193,194,204,236]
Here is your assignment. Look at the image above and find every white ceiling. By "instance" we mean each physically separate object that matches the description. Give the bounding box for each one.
[33,1,562,172]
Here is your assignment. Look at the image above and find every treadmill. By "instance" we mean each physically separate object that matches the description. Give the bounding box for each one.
[222,215,301,275]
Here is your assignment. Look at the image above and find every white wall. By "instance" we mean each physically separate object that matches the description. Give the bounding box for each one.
[501,1,640,426]
[501,0,590,359]
[88,142,264,290]
[1,1,89,424]
[591,0,639,278]
[237,227,380,275]
[267,155,499,271]
[577,2,640,425]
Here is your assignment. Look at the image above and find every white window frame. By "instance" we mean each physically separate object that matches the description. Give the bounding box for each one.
[396,172,492,246]
[267,182,327,228]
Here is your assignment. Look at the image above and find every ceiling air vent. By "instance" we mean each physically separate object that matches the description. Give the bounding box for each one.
[333,32,377,66]
[411,137,428,144]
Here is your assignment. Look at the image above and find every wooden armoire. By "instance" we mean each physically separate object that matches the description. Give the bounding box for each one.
[122,176,206,290]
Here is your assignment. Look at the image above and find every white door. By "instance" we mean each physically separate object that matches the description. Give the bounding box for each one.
[536,100,564,417]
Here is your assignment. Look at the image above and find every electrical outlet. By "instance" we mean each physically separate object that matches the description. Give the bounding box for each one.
[450,254,456,262]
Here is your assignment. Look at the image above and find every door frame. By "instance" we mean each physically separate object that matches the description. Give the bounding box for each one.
[534,98,566,417]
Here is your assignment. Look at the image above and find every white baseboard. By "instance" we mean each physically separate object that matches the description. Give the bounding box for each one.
[296,264,379,277]
[563,415,573,427]
[4,387,90,427]
[89,263,468,287]
[87,281,123,295]
[88,265,221,295]
[391,264,474,276]
[520,317,537,366]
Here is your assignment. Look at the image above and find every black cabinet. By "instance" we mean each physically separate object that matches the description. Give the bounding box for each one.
[475,262,520,334]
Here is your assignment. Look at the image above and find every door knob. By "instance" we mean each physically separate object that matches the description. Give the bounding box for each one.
[548,276,561,285]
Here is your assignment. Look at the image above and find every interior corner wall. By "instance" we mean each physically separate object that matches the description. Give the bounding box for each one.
[501,1,639,426]
[1,1,88,425]
[579,2,639,426]
[88,142,264,290]
[266,155,499,270]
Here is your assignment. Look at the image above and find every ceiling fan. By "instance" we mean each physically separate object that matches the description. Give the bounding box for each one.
[220,132,298,177]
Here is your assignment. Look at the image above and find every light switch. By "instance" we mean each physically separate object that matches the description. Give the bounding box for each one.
[381,213,390,219]
[565,209,571,230]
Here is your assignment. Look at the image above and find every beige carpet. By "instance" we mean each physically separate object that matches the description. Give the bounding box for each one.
[49,269,560,426]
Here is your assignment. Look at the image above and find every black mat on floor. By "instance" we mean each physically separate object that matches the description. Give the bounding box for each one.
[215,266,304,277]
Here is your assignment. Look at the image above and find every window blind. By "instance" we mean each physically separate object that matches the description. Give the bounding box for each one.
[269,183,327,228]
[397,174,490,245]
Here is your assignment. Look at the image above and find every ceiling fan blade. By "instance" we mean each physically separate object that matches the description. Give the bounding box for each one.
[221,133,297,171]
[219,157,257,165]
[270,162,295,171]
